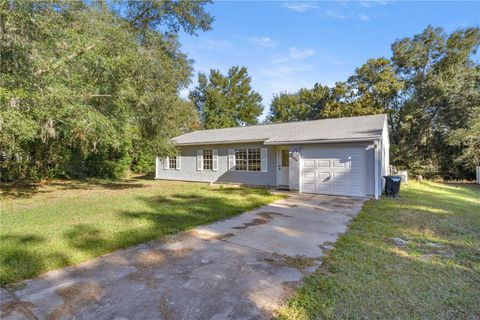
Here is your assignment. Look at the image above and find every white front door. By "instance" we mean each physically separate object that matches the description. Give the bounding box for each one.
[277,147,289,186]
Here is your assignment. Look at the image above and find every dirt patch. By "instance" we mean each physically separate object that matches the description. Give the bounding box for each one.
[333,203,354,208]
[257,212,290,219]
[281,280,302,299]
[1,300,37,320]
[4,282,27,292]
[211,233,235,240]
[135,250,167,267]
[265,254,319,273]
[105,253,131,266]
[47,282,103,320]
[281,256,318,272]
[159,297,176,320]
[128,248,192,287]
[127,250,167,287]
[232,212,290,230]
[232,218,269,229]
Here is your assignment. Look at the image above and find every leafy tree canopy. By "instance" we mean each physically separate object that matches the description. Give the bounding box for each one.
[0,0,209,180]
[190,66,263,129]
[267,84,330,122]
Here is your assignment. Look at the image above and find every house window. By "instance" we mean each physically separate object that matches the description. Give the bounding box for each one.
[168,156,177,169]
[203,150,213,170]
[235,148,260,171]
[248,148,261,171]
[235,149,247,171]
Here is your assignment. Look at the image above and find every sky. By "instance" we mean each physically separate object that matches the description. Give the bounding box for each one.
[178,1,480,119]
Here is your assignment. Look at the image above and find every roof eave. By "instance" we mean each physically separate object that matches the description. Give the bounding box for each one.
[172,136,382,146]
[264,136,382,145]
[172,138,267,146]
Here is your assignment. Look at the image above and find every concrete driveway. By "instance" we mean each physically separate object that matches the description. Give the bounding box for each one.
[1,193,366,320]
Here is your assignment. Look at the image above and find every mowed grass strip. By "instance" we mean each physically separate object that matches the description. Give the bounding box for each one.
[0,178,283,285]
[278,181,480,320]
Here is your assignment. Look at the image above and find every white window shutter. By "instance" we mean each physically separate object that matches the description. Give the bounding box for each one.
[155,156,161,177]
[176,151,181,170]
[261,148,268,172]
[228,149,235,171]
[196,150,203,171]
[164,156,169,170]
[212,149,218,171]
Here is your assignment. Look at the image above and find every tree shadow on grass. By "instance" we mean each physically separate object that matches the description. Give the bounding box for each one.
[61,190,273,261]
[0,234,70,286]
[131,174,155,181]
[0,179,146,200]
[299,236,480,320]
[1,187,276,285]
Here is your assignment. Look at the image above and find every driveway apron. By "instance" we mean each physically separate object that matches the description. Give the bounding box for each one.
[0,193,366,320]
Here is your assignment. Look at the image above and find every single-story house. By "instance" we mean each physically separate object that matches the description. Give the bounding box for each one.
[156,114,389,199]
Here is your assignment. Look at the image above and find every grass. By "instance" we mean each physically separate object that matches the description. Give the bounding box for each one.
[0,177,282,285]
[278,181,480,320]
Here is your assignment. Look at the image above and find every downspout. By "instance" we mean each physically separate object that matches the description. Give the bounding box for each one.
[374,141,379,199]
[298,148,302,194]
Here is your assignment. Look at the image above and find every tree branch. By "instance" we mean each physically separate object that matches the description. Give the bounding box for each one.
[34,44,96,77]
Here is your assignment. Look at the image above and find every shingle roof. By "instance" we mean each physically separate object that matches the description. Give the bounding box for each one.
[173,114,387,146]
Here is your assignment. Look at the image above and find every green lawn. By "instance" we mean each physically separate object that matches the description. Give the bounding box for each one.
[278,181,480,319]
[0,177,282,285]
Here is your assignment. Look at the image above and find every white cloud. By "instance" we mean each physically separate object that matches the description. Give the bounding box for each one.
[360,0,391,6]
[250,37,277,48]
[288,47,315,60]
[270,47,315,63]
[283,2,317,12]
[271,47,315,63]
[358,13,371,21]
[323,9,373,21]
[325,10,347,19]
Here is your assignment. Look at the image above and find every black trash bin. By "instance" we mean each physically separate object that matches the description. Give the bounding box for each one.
[383,175,402,197]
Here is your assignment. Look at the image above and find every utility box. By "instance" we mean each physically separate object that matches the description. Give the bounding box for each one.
[384,175,402,197]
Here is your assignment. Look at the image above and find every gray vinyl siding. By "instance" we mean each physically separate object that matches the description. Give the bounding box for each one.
[366,144,375,195]
[156,143,277,187]
[288,145,300,191]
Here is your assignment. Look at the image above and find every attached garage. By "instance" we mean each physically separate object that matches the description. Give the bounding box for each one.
[300,146,366,197]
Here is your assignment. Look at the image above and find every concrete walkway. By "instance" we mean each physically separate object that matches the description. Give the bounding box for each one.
[0,193,366,320]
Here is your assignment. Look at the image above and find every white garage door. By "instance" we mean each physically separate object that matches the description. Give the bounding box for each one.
[301,147,366,197]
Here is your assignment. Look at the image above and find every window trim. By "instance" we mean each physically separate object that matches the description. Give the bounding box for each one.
[202,149,213,170]
[168,156,177,170]
[164,151,180,170]
[234,148,261,172]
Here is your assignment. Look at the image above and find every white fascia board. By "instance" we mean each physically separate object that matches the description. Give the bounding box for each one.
[173,139,267,146]
[264,136,382,145]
